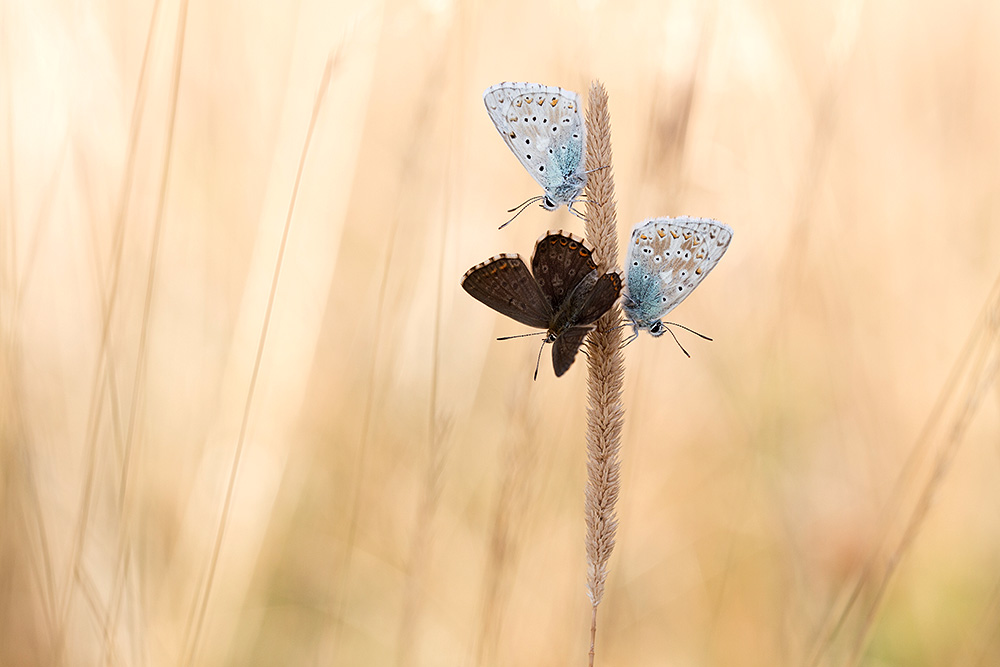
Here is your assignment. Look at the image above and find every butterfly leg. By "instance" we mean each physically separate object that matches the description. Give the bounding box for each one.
[568,201,587,220]
[619,327,639,349]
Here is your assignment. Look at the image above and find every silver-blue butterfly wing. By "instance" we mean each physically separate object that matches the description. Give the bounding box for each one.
[623,217,732,334]
[483,82,586,209]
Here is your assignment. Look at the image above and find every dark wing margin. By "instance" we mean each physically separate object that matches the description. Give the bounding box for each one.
[530,231,598,311]
[551,325,592,377]
[462,254,553,329]
[575,270,623,326]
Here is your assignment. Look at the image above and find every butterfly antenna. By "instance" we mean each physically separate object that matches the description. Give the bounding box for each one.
[584,165,610,175]
[533,338,546,381]
[663,322,713,342]
[496,330,546,341]
[664,326,692,358]
[500,196,545,229]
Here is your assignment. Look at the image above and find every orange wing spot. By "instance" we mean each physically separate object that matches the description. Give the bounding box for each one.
[670,230,680,239]
[515,99,522,107]
[695,267,703,275]
[550,97,558,106]
[656,228,666,238]
[696,250,706,259]
[509,131,516,138]
[639,233,649,240]
[567,103,575,110]
[683,232,692,240]
[525,96,534,104]
[498,261,508,270]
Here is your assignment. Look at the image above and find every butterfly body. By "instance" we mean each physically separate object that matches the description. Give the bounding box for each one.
[483,82,587,217]
[462,232,621,377]
[622,217,733,338]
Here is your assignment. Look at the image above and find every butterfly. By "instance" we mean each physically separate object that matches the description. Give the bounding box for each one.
[622,217,733,343]
[462,231,622,377]
[483,82,587,227]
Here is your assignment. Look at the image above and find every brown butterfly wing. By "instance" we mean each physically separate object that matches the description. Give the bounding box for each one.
[551,325,592,377]
[530,232,599,312]
[573,270,623,326]
[462,254,553,329]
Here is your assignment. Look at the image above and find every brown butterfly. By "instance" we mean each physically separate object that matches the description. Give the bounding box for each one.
[462,231,622,377]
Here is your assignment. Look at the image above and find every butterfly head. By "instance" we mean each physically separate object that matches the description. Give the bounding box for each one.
[647,321,667,337]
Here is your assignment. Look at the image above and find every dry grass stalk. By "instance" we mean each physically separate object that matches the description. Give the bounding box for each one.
[582,80,625,667]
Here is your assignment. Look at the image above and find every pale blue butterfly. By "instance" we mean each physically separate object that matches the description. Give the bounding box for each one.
[483,82,587,227]
[622,217,733,345]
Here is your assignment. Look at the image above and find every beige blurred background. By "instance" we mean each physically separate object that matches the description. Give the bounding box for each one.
[3,0,1000,665]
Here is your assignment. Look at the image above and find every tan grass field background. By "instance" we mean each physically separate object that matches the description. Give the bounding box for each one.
[3,0,1000,665]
